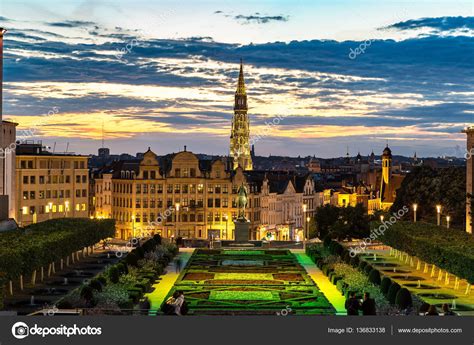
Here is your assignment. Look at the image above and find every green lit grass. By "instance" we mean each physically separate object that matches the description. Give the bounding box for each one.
[210,291,278,301]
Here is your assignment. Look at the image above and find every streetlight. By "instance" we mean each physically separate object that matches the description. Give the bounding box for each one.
[224,214,228,240]
[48,202,53,220]
[446,216,451,229]
[65,201,69,218]
[380,215,384,222]
[412,203,418,222]
[131,215,136,238]
[302,204,309,248]
[436,205,442,226]
[175,202,180,239]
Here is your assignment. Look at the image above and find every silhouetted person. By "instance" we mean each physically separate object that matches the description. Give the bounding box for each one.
[361,292,376,315]
[442,303,456,316]
[175,257,182,273]
[426,305,439,316]
[345,292,360,315]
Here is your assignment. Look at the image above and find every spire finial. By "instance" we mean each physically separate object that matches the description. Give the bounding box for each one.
[236,59,246,95]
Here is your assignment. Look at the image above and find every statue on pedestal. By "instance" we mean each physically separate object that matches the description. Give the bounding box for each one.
[237,184,248,220]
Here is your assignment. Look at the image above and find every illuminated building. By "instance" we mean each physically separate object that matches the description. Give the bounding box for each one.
[0,28,17,220]
[15,141,89,226]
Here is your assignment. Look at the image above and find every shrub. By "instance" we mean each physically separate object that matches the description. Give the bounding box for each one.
[126,252,140,267]
[368,269,381,285]
[380,277,392,295]
[323,236,332,248]
[108,266,120,284]
[96,276,107,286]
[395,288,413,309]
[350,256,360,267]
[342,251,351,263]
[364,264,373,275]
[116,263,128,275]
[89,278,103,292]
[334,243,344,256]
[153,234,162,245]
[135,247,145,259]
[387,282,401,304]
[359,261,367,271]
[80,285,94,302]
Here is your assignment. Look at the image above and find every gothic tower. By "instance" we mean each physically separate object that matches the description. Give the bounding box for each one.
[464,127,474,233]
[230,60,252,171]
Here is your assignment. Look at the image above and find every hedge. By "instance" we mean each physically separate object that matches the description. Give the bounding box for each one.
[374,221,474,283]
[395,288,413,309]
[0,218,115,280]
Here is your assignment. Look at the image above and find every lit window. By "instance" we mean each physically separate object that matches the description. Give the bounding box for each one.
[22,206,28,215]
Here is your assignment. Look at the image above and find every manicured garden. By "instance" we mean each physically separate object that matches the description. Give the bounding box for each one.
[56,235,178,314]
[375,221,474,283]
[164,249,336,315]
[307,240,424,315]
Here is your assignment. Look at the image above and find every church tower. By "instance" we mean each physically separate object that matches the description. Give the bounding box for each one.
[379,145,393,209]
[230,60,252,171]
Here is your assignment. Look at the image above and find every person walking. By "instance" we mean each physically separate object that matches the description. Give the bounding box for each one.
[361,292,376,315]
[175,256,182,273]
[345,292,360,315]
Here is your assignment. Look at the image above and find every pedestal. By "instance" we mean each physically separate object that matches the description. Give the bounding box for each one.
[234,219,250,242]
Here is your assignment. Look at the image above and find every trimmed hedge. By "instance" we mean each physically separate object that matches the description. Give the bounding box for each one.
[380,277,392,295]
[368,269,381,285]
[375,221,474,283]
[387,282,401,304]
[0,218,115,280]
[395,288,413,309]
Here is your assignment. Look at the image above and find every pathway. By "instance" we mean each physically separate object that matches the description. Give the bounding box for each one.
[146,248,194,316]
[292,249,347,315]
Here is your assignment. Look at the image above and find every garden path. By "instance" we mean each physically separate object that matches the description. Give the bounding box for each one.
[146,248,194,315]
[292,249,347,315]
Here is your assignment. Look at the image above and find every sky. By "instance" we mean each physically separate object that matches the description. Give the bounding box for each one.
[0,0,473,158]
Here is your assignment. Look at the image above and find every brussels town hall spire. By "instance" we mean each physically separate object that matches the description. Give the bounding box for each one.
[230,60,253,171]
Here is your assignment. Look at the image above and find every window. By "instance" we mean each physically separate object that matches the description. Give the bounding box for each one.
[197,184,203,193]
[76,176,81,183]
[208,198,213,208]
[223,199,228,207]
[190,184,196,193]
[65,175,70,183]
[82,175,87,183]
[214,213,220,222]
[29,191,35,200]
[136,199,141,208]
[39,176,45,184]
[23,191,28,200]
[30,176,36,184]
[150,184,156,194]
[215,184,221,193]
[23,176,29,184]
[208,184,213,194]
[46,190,51,198]
[157,184,163,193]
[143,171,149,179]
[167,185,173,193]
[143,184,148,194]
[190,168,196,177]
[223,185,228,194]
[215,198,221,208]
[22,206,28,215]
[175,184,180,193]
[198,214,203,222]
[182,184,188,193]
[183,168,189,177]
[136,184,141,193]
[175,168,181,177]
[151,171,156,179]
[76,190,81,197]
[76,204,80,211]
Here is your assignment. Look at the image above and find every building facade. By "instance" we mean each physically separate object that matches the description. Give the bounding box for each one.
[0,28,17,220]
[15,142,89,226]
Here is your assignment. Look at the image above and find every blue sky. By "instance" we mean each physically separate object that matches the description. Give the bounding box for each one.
[0,0,473,157]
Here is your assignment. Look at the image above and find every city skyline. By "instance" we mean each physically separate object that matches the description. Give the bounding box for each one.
[0,0,473,158]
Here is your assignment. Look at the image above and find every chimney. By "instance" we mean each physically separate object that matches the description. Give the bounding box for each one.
[0,28,5,122]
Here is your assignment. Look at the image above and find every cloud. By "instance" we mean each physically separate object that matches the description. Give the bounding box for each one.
[2,17,473,157]
[47,20,96,28]
[234,14,289,24]
[383,16,474,36]
[214,11,289,25]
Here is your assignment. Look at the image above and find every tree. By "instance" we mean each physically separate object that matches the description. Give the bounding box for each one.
[314,204,340,239]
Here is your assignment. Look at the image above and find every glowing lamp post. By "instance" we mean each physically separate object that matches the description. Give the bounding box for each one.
[175,202,180,240]
[436,205,442,226]
[380,215,384,222]
[446,216,451,229]
[412,203,417,223]
[131,215,136,238]
[65,201,69,218]
[302,204,307,249]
